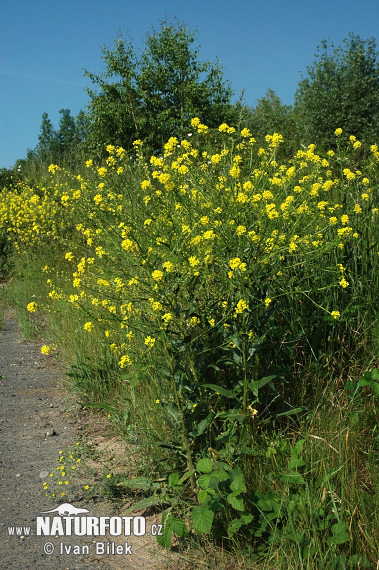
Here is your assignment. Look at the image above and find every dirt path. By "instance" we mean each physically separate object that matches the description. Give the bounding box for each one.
[0,310,184,569]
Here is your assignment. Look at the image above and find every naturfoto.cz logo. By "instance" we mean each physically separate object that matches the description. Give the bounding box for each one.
[34,502,162,537]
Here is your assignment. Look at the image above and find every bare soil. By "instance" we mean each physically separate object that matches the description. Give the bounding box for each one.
[0,309,186,569]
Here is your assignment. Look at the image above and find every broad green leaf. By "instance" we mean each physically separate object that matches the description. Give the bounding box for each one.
[197,474,212,489]
[211,469,229,482]
[230,469,246,494]
[192,504,214,534]
[168,472,180,487]
[156,526,173,548]
[288,457,306,470]
[257,497,281,514]
[196,458,213,473]
[197,489,208,503]
[227,492,245,511]
[168,517,188,537]
[327,521,350,545]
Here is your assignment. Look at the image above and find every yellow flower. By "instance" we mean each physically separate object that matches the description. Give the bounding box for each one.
[163,261,174,272]
[229,257,241,270]
[97,167,107,177]
[144,336,156,348]
[241,128,252,138]
[331,311,340,319]
[189,256,200,267]
[27,302,37,313]
[235,299,249,315]
[264,298,272,307]
[339,278,349,288]
[229,165,240,178]
[152,270,163,281]
[335,128,343,137]
[85,159,93,168]
[83,321,94,332]
[162,313,172,325]
[211,154,221,164]
[41,345,51,355]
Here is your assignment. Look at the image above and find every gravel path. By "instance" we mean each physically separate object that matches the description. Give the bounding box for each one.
[0,311,180,569]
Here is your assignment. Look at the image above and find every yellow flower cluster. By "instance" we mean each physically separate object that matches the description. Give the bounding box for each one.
[2,121,376,378]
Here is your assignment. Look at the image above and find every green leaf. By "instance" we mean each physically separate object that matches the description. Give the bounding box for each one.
[197,489,208,503]
[280,471,305,484]
[192,504,214,534]
[273,406,307,418]
[196,458,213,473]
[230,469,246,494]
[227,514,253,537]
[197,474,212,489]
[189,416,211,437]
[179,471,195,484]
[294,439,306,455]
[201,384,235,398]
[121,476,156,490]
[249,375,277,397]
[168,472,180,487]
[124,495,163,514]
[211,469,229,482]
[168,517,188,537]
[227,492,245,511]
[288,458,306,470]
[156,526,173,548]
[347,554,370,568]
[327,521,350,545]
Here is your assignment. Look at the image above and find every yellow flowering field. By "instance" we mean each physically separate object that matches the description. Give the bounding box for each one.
[1,122,378,560]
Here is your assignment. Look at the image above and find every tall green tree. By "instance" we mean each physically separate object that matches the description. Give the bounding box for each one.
[84,35,140,156]
[137,19,234,148]
[295,34,378,147]
[37,112,59,162]
[244,89,298,154]
[84,19,235,154]
[56,109,78,155]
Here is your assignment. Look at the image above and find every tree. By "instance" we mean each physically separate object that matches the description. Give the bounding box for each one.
[37,112,59,162]
[244,89,298,153]
[137,19,234,148]
[84,19,235,154]
[32,109,86,167]
[56,109,78,158]
[84,35,140,156]
[295,34,378,147]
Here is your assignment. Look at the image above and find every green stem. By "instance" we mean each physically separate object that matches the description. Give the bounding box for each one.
[163,337,195,490]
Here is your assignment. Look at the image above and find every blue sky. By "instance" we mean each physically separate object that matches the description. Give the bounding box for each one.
[1,0,378,168]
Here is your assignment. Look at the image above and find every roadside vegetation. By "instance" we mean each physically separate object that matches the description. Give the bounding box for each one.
[0,21,377,569]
